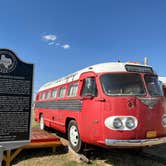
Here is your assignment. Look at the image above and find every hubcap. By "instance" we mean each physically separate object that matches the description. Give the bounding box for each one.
[70,126,79,146]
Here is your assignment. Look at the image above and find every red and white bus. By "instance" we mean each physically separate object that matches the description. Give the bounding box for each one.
[34,62,166,152]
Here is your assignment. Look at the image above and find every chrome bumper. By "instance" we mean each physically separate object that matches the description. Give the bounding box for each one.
[105,137,166,147]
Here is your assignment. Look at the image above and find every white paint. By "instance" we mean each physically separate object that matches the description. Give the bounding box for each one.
[159,77,166,84]
[104,116,138,131]
[39,62,152,92]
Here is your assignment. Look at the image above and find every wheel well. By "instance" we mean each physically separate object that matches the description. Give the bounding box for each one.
[65,118,75,134]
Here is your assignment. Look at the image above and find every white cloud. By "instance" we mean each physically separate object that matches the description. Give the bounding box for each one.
[42,34,56,42]
[48,42,55,45]
[55,43,60,46]
[62,44,70,49]
[41,34,71,49]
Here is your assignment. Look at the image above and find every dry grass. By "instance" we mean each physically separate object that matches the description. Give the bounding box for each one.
[11,146,166,166]
[9,110,166,166]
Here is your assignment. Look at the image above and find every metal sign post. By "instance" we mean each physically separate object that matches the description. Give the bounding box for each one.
[0,49,33,165]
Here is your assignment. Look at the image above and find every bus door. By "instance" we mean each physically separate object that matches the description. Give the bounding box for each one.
[79,73,102,142]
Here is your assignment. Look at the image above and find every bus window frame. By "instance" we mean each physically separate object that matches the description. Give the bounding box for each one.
[58,86,67,98]
[45,90,51,100]
[144,74,163,97]
[99,72,146,97]
[51,88,57,99]
[40,92,46,101]
[81,77,98,98]
[68,83,79,98]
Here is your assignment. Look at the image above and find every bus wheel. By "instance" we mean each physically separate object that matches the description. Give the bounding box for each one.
[40,114,45,130]
[68,120,83,153]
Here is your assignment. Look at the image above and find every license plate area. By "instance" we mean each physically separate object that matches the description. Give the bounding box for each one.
[146,130,157,138]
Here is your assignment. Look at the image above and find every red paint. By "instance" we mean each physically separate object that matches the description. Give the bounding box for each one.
[34,66,166,148]
[31,128,60,143]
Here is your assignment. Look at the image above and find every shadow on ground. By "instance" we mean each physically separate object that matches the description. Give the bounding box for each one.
[2,145,68,166]
[82,146,166,166]
[3,144,166,166]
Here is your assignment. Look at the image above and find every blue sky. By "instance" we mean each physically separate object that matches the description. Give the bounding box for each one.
[0,0,166,95]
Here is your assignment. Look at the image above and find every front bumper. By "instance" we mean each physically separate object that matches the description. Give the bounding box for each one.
[105,137,166,147]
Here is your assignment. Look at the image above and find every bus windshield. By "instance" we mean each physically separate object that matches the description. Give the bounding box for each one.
[144,75,163,96]
[100,74,146,96]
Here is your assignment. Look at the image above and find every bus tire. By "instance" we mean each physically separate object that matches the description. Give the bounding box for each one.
[68,120,83,153]
[40,114,45,130]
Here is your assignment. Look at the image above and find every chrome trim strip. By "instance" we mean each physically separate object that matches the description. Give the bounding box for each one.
[44,117,65,126]
[105,137,166,147]
[35,99,82,111]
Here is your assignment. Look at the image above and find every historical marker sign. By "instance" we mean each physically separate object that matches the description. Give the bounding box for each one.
[0,49,33,150]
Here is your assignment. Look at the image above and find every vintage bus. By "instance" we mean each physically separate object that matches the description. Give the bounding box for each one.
[34,62,166,152]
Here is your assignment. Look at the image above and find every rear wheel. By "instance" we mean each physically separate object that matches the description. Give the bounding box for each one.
[68,120,83,153]
[40,114,45,130]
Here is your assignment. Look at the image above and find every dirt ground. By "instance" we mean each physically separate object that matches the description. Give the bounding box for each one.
[10,145,166,166]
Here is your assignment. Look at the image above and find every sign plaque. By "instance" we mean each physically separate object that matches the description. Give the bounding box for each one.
[0,49,33,152]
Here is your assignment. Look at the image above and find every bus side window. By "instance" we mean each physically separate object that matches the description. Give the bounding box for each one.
[40,92,45,100]
[68,84,78,97]
[58,86,66,98]
[51,89,57,98]
[45,91,51,100]
[81,77,98,97]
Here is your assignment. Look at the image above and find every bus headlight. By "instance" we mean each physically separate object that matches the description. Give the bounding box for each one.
[113,118,123,129]
[162,115,166,127]
[125,117,136,129]
[105,116,138,130]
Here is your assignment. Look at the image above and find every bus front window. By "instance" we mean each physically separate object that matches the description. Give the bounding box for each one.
[100,74,146,96]
[144,75,163,96]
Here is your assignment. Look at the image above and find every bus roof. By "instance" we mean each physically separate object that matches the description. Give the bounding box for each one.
[159,77,166,84]
[38,62,152,92]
